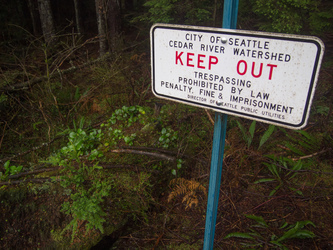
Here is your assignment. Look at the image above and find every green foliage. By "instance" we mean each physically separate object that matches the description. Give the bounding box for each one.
[42,107,157,242]
[47,128,103,166]
[236,120,275,149]
[274,220,316,243]
[0,93,7,104]
[1,0,330,246]
[251,0,333,34]
[237,120,256,148]
[135,0,213,25]
[159,127,178,149]
[43,127,107,241]
[102,105,147,146]
[314,105,330,116]
[0,161,23,181]
[44,127,107,241]
[101,105,180,151]
[245,214,269,228]
[255,156,306,197]
[108,106,145,127]
[279,128,319,156]
[60,165,112,242]
[172,159,183,176]
[143,0,177,23]
[258,125,275,149]
[308,6,333,34]
[225,214,315,248]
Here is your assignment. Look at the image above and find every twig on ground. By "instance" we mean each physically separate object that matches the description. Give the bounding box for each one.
[122,146,208,166]
[8,166,61,179]
[205,109,214,125]
[0,178,53,186]
[246,195,288,213]
[110,148,176,161]
[291,148,331,161]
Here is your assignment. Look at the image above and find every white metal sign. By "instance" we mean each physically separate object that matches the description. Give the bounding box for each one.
[150,24,324,129]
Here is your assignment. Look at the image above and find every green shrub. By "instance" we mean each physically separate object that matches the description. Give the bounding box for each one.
[250,0,333,34]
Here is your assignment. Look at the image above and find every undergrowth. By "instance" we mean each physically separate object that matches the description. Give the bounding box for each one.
[0,24,332,249]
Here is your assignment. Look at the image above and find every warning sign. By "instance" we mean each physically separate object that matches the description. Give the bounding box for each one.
[150,24,325,129]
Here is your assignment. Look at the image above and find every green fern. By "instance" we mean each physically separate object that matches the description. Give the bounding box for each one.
[225,215,316,248]
[279,128,320,156]
[258,125,275,149]
[237,121,275,149]
[168,178,206,209]
[236,120,256,148]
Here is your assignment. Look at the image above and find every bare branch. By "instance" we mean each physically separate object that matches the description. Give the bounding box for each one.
[0,178,52,186]
[205,109,214,126]
[110,148,176,161]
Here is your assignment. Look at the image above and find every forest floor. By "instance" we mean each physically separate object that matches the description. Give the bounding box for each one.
[0,28,333,249]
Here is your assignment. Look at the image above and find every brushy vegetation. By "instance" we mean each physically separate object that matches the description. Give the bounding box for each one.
[1,0,333,249]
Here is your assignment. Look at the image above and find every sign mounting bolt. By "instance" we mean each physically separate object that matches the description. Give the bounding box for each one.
[216,101,223,106]
[221,37,227,44]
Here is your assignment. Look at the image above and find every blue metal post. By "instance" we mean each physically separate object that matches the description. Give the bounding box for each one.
[203,112,228,249]
[203,1,239,249]
[222,0,239,29]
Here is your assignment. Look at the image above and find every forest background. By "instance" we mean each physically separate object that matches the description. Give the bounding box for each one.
[0,0,333,249]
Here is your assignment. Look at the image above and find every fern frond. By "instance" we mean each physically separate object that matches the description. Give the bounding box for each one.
[186,197,198,210]
[168,178,206,209]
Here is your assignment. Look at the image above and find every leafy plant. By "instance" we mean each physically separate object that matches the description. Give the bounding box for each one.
[44,127,107,241]
[168,178,206,210]
[236,120,275,149]
[53,128,104,163]
[251,0,333,34]
[124,133,137,146]
[159,127,178,149]
[237,120,256,148]
[102,105,147,146]
[135,0,213,25]
[258,124,275,149]
[314,105,330,116]
[279,128,320,156]
[171,159,183,176]
[107,106,145,127]
[225,214,316,249]
[143,0,176,23]
[60,165,112,242]
[0,161,23,181]
[255,156,305,197]
[44,109,157,242]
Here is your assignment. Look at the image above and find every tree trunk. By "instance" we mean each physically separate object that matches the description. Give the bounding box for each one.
[73,0,83,35]
[106,0,121,51]
[37,0,55,44]
[95,0,107,57]
[28,0,38,36]
[213,0,218,27]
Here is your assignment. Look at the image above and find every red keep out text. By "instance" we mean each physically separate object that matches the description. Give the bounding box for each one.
[175,51,218,70]
[236,60,277,80]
